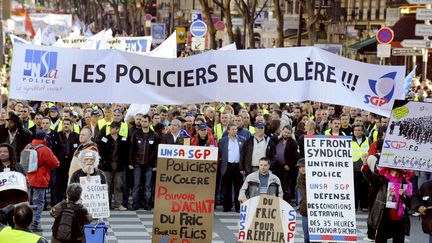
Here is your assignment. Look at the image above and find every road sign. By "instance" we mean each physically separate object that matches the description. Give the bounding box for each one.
[401,39,431,48]
[376,27,394,44]
[407,0,432,3]
[144,14,153,21]
[415,24,432,36]
[191,37,205,51]
[417,8,432,20]
[215,20,225,31]
[386,8,401,26]
[392,48,423,56]
[377,44,391,58]
[190,20,207,38]
[191,11,202,22]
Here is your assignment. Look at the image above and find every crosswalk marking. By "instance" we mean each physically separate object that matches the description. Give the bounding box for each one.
[36,209,411,242]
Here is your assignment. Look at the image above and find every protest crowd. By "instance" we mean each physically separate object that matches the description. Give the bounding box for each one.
[0,92,431,242]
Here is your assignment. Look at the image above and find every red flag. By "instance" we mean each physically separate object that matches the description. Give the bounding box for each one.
[24,10,35,38]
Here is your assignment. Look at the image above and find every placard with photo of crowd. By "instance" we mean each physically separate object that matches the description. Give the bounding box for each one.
[380,100,432,172]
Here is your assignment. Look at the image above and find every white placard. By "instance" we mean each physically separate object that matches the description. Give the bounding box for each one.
[415,24,432,36]
[10,44,407,117]
[238,195,296,242]
[380,100,432,172]
[191,37,205,51]
[377,44,391,58]
[416,8,432,20]
[305,135,357,242]
[79,176,110,219]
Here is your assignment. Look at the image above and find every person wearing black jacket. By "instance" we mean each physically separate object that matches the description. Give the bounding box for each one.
[129,115,159,210]
[41,116,65,206]
[411,179,432,243]
[0,143,25,174]
[59,119,80,200]
[271,125,299,203]
[239,122,276,176]
[97,121,129,211]
[0,113,32,162]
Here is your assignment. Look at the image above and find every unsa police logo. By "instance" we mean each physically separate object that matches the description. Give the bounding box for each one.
[23,49,58,80]
[364,72,396,107]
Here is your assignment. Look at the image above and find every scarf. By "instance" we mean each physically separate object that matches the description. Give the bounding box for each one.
[381,169,413,217]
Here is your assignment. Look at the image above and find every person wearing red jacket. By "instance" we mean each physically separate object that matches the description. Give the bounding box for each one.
[27,130,60,232]
[190,124,217,147]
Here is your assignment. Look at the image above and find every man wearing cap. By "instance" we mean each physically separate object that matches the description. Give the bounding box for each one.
[0,113,32,162]
[88,110,101,138]
[48,106,61,131]
[26,130,60,231]
[97,121,129,211]
[70,150,107,184]
[219,124,245,212]
[191,123,217,147]
[129,115,159,210]
[100,109,128,138]
[240,121,276,175]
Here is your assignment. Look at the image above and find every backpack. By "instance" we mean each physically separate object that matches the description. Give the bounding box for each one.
[52,202,81,242]
[20,144,44,173]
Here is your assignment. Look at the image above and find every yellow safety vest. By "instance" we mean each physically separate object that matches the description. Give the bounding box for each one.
[352,138,370,162]
[105,122,128,137]
[262,108,269,115]
[372,130,378,142]
[0,226,42,243]
[47,102,55,108]
[214,123,224,140]
[56,120,80,133]
[1,86,8,95]
[22,119,34,129]
[248,125,255,135]
[98,119,111,130]
[324,129,346,136]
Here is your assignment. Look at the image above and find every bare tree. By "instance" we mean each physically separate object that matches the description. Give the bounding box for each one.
[273,0,284,47]
[234,0,258,49]
[299,0,320,45]
[214,0,235,44]
[106,0,122,31]
[198,0,218,49]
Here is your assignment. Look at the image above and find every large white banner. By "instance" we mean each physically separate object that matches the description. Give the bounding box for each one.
[380,100,432,171]
[58,36,152,55]
[304,135,357,242]
[10,44,406,116]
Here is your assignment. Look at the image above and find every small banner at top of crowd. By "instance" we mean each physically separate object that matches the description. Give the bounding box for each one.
[10,43,407,117]
[380,100,432,171]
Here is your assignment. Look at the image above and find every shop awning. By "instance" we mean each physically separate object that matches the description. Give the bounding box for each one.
[348,37,377,54]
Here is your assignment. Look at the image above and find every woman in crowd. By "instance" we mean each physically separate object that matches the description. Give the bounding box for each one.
[362,161,413,243]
